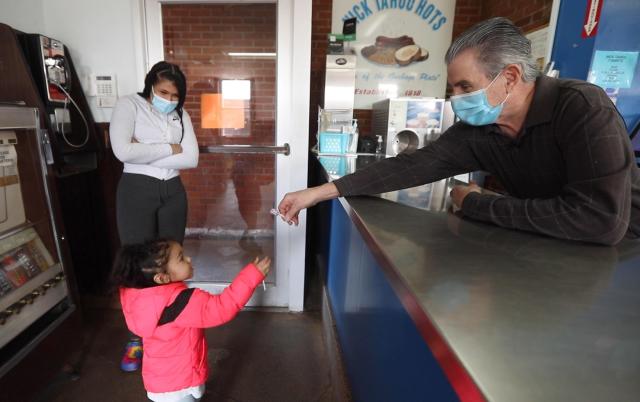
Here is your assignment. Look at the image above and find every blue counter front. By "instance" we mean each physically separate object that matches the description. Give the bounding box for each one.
[327,200,459,402]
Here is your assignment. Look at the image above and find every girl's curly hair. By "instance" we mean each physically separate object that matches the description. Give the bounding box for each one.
[110,239,173,289]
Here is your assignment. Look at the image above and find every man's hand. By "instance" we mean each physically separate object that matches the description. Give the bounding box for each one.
[450,182,482,210]
[277,183,339,226]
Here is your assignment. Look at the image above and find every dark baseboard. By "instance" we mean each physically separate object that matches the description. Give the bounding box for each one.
[318,255,352,402]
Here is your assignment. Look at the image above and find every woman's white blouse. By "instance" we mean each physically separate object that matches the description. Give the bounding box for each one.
[109,94,199,180]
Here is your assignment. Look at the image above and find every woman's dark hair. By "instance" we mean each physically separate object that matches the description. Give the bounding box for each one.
[110,239,173,289]
[139,61,187,142]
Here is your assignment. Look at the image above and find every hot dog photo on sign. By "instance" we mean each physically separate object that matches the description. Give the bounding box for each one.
[361,35,429,67]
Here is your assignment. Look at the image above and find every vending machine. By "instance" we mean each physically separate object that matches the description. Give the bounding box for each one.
[0,106,81,401]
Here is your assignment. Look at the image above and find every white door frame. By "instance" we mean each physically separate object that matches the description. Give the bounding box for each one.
[140,0,311,311]
[545,0,562,65]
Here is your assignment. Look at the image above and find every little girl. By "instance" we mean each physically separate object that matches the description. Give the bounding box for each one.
[111,239,270,402]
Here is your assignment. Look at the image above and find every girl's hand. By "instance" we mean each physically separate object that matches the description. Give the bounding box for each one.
[252,256,271,276]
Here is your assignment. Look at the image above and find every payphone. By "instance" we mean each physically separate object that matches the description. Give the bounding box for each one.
[19,34,92,157]
[34,36,70,104]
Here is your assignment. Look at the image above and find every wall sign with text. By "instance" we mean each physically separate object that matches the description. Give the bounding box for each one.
[332,0,456,109]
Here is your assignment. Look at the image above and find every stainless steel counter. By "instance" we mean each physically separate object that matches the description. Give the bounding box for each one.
[319,154,640,402]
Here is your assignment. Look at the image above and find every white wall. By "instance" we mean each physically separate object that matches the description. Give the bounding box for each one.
[0,0,45,34]
[0,0,146,122]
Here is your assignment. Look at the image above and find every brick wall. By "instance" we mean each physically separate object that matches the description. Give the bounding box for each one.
[482,0,553,33]
[453,0,553,38]
[162,4,276,232]
[452,0,484,38]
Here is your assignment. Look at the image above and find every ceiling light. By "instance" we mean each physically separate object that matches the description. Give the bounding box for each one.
[227,52,276,58]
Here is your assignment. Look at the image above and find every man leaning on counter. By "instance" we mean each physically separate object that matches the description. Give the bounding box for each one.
[278,17,640,246]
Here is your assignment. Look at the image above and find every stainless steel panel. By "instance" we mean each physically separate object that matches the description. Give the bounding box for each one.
[199,144,289,155]
[0,107,38,130]
[324,54,356,111]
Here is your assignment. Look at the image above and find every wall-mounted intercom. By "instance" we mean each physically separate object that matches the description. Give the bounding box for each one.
[88,74,117,108]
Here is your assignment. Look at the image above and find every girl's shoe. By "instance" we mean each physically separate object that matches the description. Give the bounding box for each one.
[120,339,143,372]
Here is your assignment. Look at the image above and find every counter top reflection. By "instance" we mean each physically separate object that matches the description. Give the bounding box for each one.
[318,154,640,402]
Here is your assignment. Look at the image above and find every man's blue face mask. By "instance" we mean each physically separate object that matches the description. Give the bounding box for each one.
[152,87,178,114]
[450,72,509,126]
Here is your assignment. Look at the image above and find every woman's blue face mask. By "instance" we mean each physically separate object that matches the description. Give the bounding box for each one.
[152,87,178,114]
[450,73,509,126]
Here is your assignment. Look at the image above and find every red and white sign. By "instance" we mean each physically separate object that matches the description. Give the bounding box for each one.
[581,0,603,38]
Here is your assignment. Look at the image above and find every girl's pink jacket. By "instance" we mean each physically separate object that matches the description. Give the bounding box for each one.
[119,263,264,393]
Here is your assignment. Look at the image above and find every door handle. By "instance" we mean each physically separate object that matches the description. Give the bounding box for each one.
[199,144,290,156]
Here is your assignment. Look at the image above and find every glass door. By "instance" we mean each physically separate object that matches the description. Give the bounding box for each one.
[144,0,311,309]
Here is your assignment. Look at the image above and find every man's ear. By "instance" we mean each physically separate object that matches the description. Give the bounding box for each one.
[503,63,522,89]
[153,273,171,284]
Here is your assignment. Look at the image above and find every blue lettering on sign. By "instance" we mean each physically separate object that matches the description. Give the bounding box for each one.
[422,4,435,20]
[419,73,440,81]
[387,72,416,81]
[376,0,416,11]
[429,8,442,23]
[343,0,374,22]
[353,4,364,19]
[344,0,446,30]
[433,16,446,30]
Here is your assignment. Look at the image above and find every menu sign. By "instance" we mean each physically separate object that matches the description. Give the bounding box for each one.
[332,0,456,109]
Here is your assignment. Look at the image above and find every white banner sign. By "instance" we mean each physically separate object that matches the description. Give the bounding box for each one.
[332,0,456,109]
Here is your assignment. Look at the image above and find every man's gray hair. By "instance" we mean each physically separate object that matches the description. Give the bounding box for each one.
[445,17,540,82]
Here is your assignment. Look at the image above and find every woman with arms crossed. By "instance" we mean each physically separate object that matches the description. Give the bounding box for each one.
[109,61,199,371]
